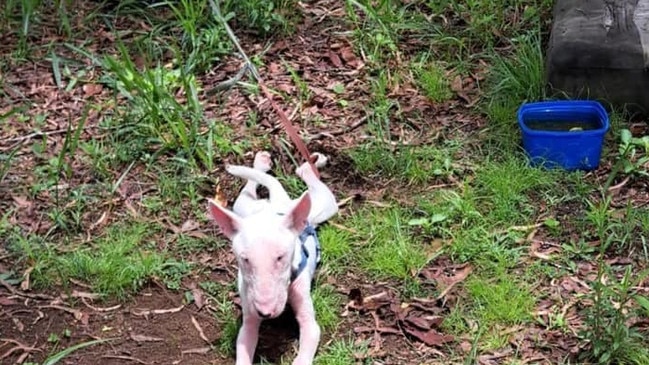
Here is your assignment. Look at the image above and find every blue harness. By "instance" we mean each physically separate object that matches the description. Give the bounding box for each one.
[291,222,321,282]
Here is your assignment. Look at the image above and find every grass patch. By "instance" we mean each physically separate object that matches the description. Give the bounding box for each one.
[473,155,556,225]
[11,223,168,298]
[318,225,353,271]
[412,60,453,103]
[350,207,427,280]
[349,142,458,184]
[466,271,535,327]
[312,284,342,332]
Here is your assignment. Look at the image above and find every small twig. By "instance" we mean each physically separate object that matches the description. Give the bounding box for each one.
[101,355,150,364]
[0,125,97,151]
[81,297,122,312]
[0,339,40,360]
[181,347,211,355]
[369,311,382,353]
[607,176,630,192]
[206,63,251,94]
[131,305,185,317]
[38,305,84,321]
[310,116,369,140]
[190,316,211,345]
[0,277,53,300]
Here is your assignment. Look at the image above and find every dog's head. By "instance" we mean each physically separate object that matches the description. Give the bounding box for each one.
[207,193,311,319]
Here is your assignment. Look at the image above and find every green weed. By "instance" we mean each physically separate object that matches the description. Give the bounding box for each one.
[223,0,299,36]
[206,282,240,356]
[604,129,649,190]
[345,0,402,63]
[580,263,649,365]
[165,0,231,73]
[102,44,246,167]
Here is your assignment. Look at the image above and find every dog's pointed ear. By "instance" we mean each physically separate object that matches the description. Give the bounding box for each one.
[207,199,241,239]
[283,192,311,233]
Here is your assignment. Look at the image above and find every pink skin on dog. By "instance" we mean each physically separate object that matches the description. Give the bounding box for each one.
[208,152,338,365]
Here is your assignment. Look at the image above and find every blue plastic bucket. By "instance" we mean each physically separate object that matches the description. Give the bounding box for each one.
[517,100,610,171]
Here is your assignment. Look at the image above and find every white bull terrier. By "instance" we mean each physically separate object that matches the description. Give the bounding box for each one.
[207,151,338,365]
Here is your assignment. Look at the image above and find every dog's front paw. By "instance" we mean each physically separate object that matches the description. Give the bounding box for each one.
[253,151,273,172]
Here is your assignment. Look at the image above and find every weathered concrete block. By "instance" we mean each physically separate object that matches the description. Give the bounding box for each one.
[546,0,649,115]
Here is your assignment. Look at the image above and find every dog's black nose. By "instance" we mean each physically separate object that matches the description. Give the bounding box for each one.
[257,310,271,318]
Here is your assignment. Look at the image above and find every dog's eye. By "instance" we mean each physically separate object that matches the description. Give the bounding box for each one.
[242,257,249,264]
[276,255,284,262]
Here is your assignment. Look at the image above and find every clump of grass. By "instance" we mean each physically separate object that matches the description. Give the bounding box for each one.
[484,32,546,142]
[487,33,546,104]
[315,337,368,365]
[473,155,556,225]
[412,61,453,103]
[350,207,427,279]
[205,282,241,356]
[483,32,546,149]
[165,0,232,73]
[101,44,248,168]
[344,0,403,64]
[466,270,535,327]
[11,223,167,298]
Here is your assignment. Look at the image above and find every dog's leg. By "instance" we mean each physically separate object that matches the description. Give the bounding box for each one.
[235,274,262,365]
[288,276,321,365]
[235,311,262,365]
[296,153,338,226]
[232,151,273,217]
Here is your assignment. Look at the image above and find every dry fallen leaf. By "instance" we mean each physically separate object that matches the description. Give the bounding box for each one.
[402,325,454,346]
[181,219,200,233]
[450,75,463,92]
[213,184,228,207]
[82,83,103,97]
[327,50,343,68]
[12,196,32,209]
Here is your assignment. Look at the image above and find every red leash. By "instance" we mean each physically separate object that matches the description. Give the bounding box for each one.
[208,0,318,177]
[258,83,320,178]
